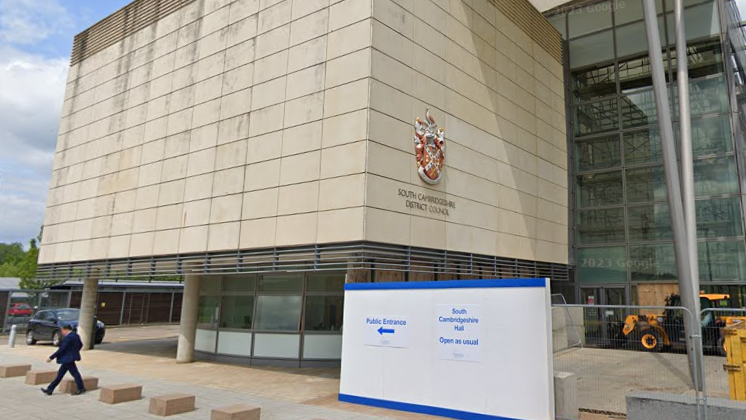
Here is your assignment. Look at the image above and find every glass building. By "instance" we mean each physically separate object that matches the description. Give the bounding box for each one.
[545,0,746,307]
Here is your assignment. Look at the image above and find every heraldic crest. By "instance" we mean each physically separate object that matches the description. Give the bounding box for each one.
[413,108,445,184]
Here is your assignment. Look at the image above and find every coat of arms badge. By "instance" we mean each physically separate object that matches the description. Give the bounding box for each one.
[413,109,445,184]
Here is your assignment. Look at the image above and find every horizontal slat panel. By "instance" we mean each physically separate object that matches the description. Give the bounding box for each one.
[37,241,572,282]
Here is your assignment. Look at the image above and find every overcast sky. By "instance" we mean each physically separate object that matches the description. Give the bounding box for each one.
[0,0,132,247]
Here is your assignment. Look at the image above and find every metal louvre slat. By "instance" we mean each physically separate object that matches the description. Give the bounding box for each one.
[37,241,572,282]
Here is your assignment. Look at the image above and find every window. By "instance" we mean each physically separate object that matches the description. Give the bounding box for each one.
[220,296,254,329]
[626,166,668,203]
[568,2,612,38]
[570,30,614,69]
[258,275,303,293]
[577,171,624,207]
[573,97,619,136]
[572,63,617,103]
[693,156,739,196]
[577,208,625,244]
[577,247,627,283]
[629,244,678,281]
[697,197,744,238]
[254,296,302,331]
[576,135,621,171]
[304,296,344,331]
[223,275,256,293]
[200,277,221,294]
[197,296,220,329]
[628,204,673,241]
[307,274,344,292]
[677,76,730,117]
[690,116,732,157]
[699,240,746,282]
[621,88,658,128]
[624,129,663,165]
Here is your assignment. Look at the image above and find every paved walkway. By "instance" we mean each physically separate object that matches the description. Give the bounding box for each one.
[0,326,446,420]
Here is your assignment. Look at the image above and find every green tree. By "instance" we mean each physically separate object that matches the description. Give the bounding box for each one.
[0,242,24,265]
[18,238,59,289]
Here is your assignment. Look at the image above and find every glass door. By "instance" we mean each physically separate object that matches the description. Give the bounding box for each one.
[581,286,628,346]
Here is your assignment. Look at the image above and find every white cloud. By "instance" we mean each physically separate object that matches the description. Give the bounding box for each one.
[0,47,68,243]
[0,0,74,45]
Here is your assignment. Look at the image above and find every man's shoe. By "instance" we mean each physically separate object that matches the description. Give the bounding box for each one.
[71,389,86,396]
[40,388,52,396]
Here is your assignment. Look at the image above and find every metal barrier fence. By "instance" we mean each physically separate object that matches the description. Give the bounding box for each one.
[699,308,746,405]
[1,289,183,334]
[552,304,706,420]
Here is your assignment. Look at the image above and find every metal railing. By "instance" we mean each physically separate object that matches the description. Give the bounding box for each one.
[552,303,707,419]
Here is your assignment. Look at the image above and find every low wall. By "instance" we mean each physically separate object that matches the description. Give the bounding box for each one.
[553,307,585,352]
[627,391,746,420]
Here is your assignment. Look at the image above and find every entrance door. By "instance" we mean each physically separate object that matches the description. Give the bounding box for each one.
[581,286,628,346]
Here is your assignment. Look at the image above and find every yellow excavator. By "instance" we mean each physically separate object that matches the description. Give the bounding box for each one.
[610,293,745,355]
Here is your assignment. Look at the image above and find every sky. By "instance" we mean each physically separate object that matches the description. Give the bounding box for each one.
[0,0,132,247]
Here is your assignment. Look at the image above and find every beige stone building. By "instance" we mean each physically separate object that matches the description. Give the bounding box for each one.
[38,0,569,365]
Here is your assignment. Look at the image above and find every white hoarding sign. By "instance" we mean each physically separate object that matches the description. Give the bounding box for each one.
[364,316,409,348]
[339,278,554,420]
[435,304,481,362]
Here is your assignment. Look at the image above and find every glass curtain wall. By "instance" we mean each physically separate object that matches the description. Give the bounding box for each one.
[548,0,746,299]
[195,273,344,364]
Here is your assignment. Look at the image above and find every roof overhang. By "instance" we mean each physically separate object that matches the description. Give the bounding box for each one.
[528,0,575,12]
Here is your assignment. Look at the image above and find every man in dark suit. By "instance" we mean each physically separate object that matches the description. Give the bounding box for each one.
[41,324,86,396]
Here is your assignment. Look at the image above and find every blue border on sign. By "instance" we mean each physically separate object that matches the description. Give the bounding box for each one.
[338,394,529,420]
[343,278,546,291]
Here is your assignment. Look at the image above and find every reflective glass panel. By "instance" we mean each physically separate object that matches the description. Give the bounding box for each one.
[577,171,624,207]
[572,63,617,103]
[618,49,672,91]
[573,98,619,136]
[690,116,732,157]
[305,296,344,331]
[307,274,345,292]
[223,275,256,293]
[577,208,625,244]
[258,274,303,293]
[626,166,668,203]
[616,21,649,58]
[254,296,302,331]
[696,197,744,238]
[665,3,720,44]
[699,240,746,282]
[198,296,220,329]
[220,296,254,329]
[670,39,724,80]
[693,156,739,196]
[576,135,621,171]
[628,204,673,241]
[615,0,664,25]
[624,129,663,165]
[675,76,730,116]
[621,88,658,128]
[200,277,221,294]
[577,247,627,283]
[568,2,613,38]
[629,244,678,281]
[547,14,566,38]
[570,30,614,69]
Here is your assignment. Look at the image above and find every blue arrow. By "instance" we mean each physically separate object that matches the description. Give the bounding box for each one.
[378,327,395,335]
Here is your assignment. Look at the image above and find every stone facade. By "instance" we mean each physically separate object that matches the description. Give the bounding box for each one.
[40,0,567,266]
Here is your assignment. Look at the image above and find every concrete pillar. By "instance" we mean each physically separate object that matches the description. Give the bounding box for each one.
[176,274,201,364]
[78,277,98,351]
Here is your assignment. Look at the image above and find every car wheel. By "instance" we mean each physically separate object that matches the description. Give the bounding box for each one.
[26,330,37,345]
[52,330,61,347]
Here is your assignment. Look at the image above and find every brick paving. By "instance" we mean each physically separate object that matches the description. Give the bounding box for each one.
[0,326,446,420]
